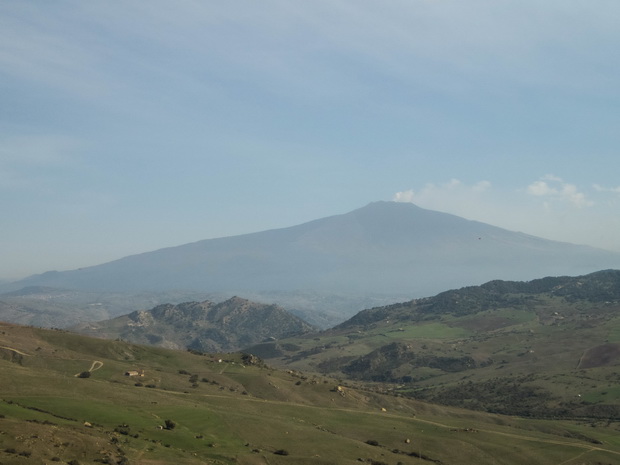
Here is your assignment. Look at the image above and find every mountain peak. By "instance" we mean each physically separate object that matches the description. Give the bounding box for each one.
[13,202,620,305]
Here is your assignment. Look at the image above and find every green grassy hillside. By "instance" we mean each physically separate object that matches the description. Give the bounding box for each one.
[248,270,620,420]
[1,322,620,464]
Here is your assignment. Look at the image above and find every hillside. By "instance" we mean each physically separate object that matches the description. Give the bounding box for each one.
[247,270,620,419]
[2,322,620,464]
[74,297,316,352]
[11,202,620,309]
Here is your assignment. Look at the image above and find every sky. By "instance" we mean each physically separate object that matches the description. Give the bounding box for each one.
[1,0,619,280]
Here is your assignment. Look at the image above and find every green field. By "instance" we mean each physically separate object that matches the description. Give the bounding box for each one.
[2,323,620,464]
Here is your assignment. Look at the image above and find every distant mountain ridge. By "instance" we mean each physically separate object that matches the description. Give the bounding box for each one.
[12,202,620,302]
[74,296,315,352]
[336,268,620,329]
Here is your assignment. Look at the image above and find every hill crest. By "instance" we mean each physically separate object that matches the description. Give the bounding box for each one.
[75,296,315,352]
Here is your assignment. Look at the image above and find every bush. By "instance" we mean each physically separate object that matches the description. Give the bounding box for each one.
[365,439,380,446]
[114,426,130,435]
[164,419,176,430]
[78,371,91,378]
[273,449,289,456]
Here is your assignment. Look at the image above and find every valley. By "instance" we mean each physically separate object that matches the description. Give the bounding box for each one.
[2,255,620,463]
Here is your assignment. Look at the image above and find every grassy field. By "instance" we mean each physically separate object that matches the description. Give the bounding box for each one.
[2,322,620,464]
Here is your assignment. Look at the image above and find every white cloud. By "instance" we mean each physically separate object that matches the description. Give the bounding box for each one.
[526,176,593,208]
[526,180,555,196]
[393,189,415,203]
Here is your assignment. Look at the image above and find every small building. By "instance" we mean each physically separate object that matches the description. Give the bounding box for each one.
[124,369,144,377]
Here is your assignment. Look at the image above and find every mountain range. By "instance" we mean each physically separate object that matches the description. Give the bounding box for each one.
[5,201,620,326]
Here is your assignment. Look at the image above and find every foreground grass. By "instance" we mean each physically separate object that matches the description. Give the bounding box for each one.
[1,323,620,464]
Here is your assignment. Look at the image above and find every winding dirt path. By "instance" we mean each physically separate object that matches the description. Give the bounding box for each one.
[74,360,103,377]
[0,345,31,356]
[88,360,103,372]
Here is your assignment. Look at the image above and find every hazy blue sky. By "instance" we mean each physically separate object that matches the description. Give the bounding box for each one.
[1,1,619,280]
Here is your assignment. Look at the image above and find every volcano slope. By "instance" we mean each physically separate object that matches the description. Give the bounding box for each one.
[2,321,620,464]
[248,270,620,421]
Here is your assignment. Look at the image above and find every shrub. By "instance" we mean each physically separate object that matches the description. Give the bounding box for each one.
[78,371,91,378]
[273,449,289,456]
[365,439,380,446]
[164,419,176,430]
[114,426,130,435]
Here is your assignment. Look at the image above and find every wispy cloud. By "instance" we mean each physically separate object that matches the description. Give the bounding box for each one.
[3,1,619,105]
[0,134,82,190]
[593,184,620,194]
